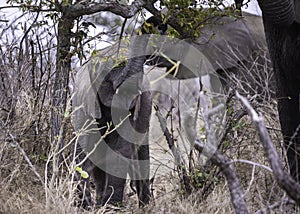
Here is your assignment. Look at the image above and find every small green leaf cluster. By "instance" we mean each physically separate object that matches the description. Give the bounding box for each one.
[75,166,89,179]
[161,0,239,39]
[70,20,97,60]
[190,168,219,189]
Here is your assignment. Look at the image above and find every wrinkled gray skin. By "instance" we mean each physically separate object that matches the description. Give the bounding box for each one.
[255,0,300,182]
[73,40,152,208]
[72,12,268,208]
[152,12,268,118]
[72,18,167,208]
[151,12,266,79]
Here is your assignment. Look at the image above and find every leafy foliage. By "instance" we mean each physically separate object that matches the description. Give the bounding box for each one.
[161,0,240,39]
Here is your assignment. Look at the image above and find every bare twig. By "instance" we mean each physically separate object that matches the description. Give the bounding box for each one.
[8,132,44,185]
[154,105,193,195]
[236,91,300,204]
[255,198,296,214]
[229,159,272,172]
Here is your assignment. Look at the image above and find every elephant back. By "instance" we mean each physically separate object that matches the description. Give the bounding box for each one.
[160,12,267,79]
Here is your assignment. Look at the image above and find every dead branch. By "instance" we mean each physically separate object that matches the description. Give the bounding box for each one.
[194,140,249,214]
[236,91,300,204]
[8,132,44,185]
[154,105,193,195]
[192,95,249,213]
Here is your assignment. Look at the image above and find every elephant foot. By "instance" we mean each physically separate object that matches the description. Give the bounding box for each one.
[74,189,93,210]
[94,174,126,207]
[136,180,151,207]
[98,188,125,207]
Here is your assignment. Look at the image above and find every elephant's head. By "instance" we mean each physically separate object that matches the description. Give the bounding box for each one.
[144,12,267,79]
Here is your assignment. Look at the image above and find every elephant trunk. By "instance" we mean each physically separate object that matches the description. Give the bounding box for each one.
[258,0,295,26]
[112,35,149,90]
[295,0,300,22]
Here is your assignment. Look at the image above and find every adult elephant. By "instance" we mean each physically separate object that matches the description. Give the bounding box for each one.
[254,0,300,181]
[72,17,167,208]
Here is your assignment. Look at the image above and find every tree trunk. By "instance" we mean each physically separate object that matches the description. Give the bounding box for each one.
[51,14,73,151]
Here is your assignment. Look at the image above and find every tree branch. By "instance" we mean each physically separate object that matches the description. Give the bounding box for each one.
[194,140,249,214]
[236,91,300,204]
[8,132,44,185]
[65,0,153,18]
[143,2,192,38]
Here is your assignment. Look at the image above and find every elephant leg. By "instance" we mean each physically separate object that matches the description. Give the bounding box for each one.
[86,162,127,207]
[100,173,127,206]
[93,166,127,207]
[277,79,300,182]
[75,177,92,208]
[279,97,300,182]
[135,144,151,206]
[95,133,132,206]
[92,166,106,205]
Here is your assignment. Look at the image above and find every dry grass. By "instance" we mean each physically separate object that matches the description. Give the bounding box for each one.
[0,31,299,214]
[0,91,293,214]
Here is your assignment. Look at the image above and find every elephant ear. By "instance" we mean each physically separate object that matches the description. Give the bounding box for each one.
[194,13,264,70]
[72,62,102,119]
[169,12,266,79]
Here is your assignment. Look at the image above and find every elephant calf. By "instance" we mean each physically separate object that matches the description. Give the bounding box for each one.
[72,16,167,208]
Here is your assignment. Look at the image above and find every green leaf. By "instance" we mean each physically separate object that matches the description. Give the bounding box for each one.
[75,166,89,179]
[75,166,82,173]
[91,49,100,57]
[40,154,47,161]
[80,171,89,179]
[64,109,70,118]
